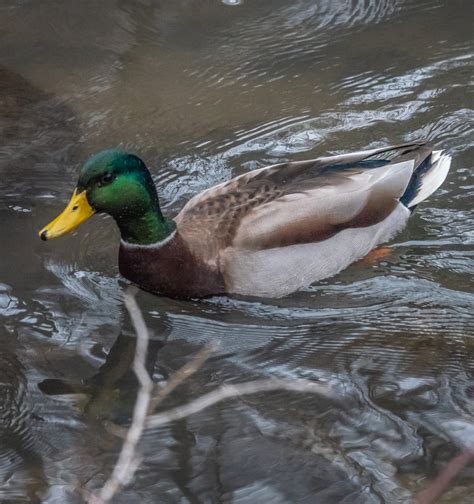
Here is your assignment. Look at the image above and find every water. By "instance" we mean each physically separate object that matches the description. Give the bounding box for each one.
[1,0,473,502]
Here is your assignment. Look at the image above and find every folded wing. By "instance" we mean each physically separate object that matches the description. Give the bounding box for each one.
[176,141,432,261]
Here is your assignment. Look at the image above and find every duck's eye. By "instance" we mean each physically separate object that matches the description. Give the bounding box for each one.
[98,173,115,187]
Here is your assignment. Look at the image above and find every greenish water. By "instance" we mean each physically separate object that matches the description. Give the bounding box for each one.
[0,1,473,502]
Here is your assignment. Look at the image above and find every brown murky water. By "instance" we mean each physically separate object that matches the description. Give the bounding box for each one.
[1,1,473,502]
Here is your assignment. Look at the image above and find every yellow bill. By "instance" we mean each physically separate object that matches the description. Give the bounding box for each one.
[39,189,95,241]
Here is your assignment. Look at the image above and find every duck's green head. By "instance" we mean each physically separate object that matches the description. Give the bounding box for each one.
[39,149,175,244]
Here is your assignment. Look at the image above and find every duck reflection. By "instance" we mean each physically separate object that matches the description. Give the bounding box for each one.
[38,327,166,423]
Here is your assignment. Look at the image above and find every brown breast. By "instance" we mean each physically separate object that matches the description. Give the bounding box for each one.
[118,232,225,299]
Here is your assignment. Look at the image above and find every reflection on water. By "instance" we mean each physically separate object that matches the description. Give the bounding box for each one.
[0,0,473,502]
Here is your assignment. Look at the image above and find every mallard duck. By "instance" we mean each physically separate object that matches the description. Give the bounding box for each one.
[39,141,451,298]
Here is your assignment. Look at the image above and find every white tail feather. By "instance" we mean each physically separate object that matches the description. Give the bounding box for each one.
[431,149,443,164]
[408,154,451,207]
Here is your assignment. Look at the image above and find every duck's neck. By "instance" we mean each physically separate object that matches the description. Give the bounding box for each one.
[115,207,176,245]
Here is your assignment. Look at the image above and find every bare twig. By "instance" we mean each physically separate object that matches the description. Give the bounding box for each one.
[104,344,215,440]
[147,378,332,429]
[416,447,474,504]
[86,288,153,504]
[149,343,216,413]
[85,289,332,504]
[86,288,215,504]
[80,286,473,504]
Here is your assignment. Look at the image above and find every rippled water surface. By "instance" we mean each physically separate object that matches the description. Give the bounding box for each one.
[1,1,473,502]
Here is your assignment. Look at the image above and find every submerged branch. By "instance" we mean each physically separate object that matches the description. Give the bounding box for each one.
[86,288,214,504]
[86,289,331,503]
[87,287,153,504]
[146,378,332,429]
[149,343,216,413]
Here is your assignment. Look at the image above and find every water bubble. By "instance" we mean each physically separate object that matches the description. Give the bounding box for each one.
[222,0,243,6]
